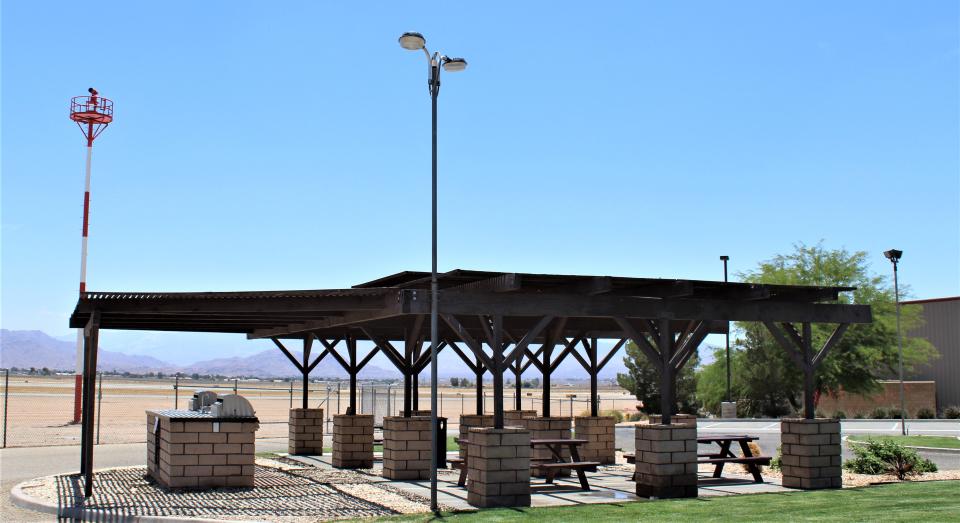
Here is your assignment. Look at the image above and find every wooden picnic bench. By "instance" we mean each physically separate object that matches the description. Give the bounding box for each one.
[453,437,599,491]
[624,434,771,483]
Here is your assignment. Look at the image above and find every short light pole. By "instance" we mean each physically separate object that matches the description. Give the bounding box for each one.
[884,249,907,435]
[399,31,467,513]
[720,255,731,403]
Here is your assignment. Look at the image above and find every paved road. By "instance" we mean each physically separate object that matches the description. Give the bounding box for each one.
[616,419,960,470]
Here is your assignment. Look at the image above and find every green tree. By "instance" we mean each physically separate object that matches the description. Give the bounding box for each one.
[617,341,700,415]
[697,243,937,417]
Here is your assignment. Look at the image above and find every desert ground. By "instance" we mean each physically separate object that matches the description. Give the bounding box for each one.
[0,375,637,447]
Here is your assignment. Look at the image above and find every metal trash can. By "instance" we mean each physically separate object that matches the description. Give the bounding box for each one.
[436,417,448,468]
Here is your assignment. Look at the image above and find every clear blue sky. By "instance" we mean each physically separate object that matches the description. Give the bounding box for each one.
[2,1,958,366]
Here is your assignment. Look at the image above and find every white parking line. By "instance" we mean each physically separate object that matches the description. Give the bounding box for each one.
[763,423,780,430]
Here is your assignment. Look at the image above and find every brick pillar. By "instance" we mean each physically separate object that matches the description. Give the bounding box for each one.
[332,414,374,469]
[574,416,615,464]
[648,414,697,427]
[780,418,842,489]
[527,416,571,477]
[458,414,493,459]
[634,424,697,499]
[147,411,258,489]
[466,427,531,508]
[382,416,432,480]
[289,408,324,455]
[503,410,537,428]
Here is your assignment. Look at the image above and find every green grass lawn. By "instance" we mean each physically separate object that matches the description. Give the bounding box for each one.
[848,435,960,449]
[372,481,960,523]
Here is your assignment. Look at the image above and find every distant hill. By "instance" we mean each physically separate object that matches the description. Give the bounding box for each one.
[0,329,395,379]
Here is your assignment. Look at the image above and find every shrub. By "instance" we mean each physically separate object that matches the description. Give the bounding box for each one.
[769,445,782,471]
[627,412,645,422]
[943,406,960,419]
[834,410,847,419]
[869,407,889,419]
[740,441,765,474]
[888,408,906,420]
[916,408,936,419]
[600,409,625,423]
[844,439,938,480]
[854,412,866,419]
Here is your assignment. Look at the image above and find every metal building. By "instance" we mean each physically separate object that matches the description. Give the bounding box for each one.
[905,297,960,411]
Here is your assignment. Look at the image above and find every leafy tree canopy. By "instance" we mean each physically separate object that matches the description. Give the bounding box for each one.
[697,243,937,417]
[617,341,700,415]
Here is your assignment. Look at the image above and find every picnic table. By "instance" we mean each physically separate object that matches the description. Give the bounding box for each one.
[530,438,598,490]
[697,434,770,483]
[624,434,771,483]
[450,437,599,491]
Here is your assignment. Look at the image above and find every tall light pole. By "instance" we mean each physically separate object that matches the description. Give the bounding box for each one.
[399,31,467,512]
[720,256,731,404]
[884,249,906,435]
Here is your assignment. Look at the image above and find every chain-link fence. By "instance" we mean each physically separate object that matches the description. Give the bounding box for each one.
[0,369,636,448]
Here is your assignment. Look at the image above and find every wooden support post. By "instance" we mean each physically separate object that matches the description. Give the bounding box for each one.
[404,338,413,417]
[475,357,484,414]
[492,315,505,429]
[802,322,815,419]
[542,342,553,417]
[514,362,522,410]
[302,336,312,409]
[658,318,674,426]
[589,337,599,417]
[347,335,357,415]
[82,316,100,498]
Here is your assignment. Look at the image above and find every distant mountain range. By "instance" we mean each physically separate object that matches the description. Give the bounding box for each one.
[0,329,395,379]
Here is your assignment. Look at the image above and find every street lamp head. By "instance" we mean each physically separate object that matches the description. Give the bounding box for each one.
[399,32,426,50]
[720,255,729,261]
[441,57,467,72]
[884,249,903,263]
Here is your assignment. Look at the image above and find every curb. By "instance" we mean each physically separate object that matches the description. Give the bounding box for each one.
[10,473,265,523]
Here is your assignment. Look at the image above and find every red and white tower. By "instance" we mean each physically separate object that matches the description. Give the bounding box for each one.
[69,88,113,423]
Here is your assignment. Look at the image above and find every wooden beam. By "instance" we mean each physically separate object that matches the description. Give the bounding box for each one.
[812,323,850,368]
[502,315,555,369]
[442,314,495,371]
[412,291,872,324]
[272,338,304,373]
[448,340,480,374]
[597,338,627,371]
[763,321,807,369]
[613,317,662,366]
[448,273,522,293]
[356,346,380,372]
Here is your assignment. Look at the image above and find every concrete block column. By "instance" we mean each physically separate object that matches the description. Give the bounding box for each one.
[146,411,258,489]
[503,410,537,428]
[527,416,571,477]
[466,427,531,508]
[382,416,432,480]
[458,414,493,459]
[634,424,698,499]
[574,416,615,464]
[332,414,374,469]
[780,418,842,489]
[289,408,324,455]
[720,402,738,419]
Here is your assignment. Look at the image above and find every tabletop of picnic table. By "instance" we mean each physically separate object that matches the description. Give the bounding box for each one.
[530,438,588,446]
[697,434,759,443]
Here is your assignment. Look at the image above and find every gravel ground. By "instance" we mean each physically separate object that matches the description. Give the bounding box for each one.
[15,459,448,522]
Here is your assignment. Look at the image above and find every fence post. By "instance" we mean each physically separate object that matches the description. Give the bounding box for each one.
[289,381,294,409]
[96,371,103,445]
[2,368,9,448]
[325,385,331,433]
[337,382,341,414]
[234,379,238,394]
[174,375,179,409]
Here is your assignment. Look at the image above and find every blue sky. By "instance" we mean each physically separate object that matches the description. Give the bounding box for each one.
[2,1,958,369]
